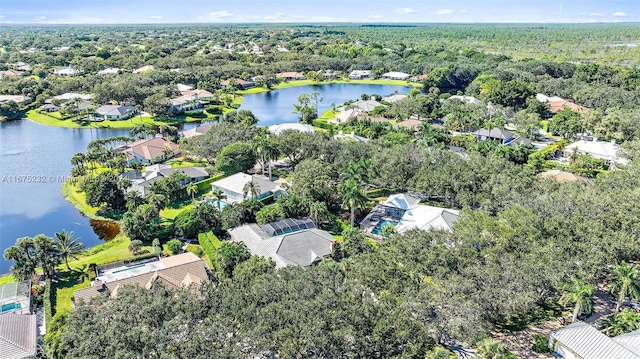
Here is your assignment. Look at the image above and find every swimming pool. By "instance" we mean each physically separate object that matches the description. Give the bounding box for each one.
[206,198,230,210]
[371,220,399,236]
[111,264,146,274]
[1,302,21,313]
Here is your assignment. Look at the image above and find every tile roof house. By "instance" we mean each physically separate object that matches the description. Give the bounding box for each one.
[549,321,640,359]
[330,109,359,124]
[276,72,305,81]
[396,118,423,131]
[74,252,209,305]
[538,169,589,183]
[381,71,411,80]
[0,314,37,359]
[381,94,407,103]
[0,70,27,78]
[126,165,209,196]
[549,99,587,114]
[121,136,181,164]
[349,70,372,80]
[180,89,215,101]
[211,173,284,203]
[0,95,32,105]
[94,105,137,120]
[220,79,254,89]
[169,94,201,113]
[180,124,215,138]
[229,219,335,268]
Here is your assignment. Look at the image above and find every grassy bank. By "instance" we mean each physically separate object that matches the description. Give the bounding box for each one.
[61,181,115,221]
[26,110,164,129]
[236,78,422,95]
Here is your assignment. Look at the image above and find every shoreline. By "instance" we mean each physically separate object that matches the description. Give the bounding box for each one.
[237,78,423,95]
[61,181,119,223]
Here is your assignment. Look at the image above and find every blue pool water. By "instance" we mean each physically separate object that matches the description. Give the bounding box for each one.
[1,302,21,313]
[112,264,145,274]
[206,198,230,210]
[372,220,399,235]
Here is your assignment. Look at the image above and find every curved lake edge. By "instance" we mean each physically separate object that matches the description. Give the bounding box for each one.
[237,78,422,95]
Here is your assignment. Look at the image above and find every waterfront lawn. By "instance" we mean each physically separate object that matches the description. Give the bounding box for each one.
[0,275,16,285]
[26,110,160,129]
[54,270,89,314]
[62,182,100,219]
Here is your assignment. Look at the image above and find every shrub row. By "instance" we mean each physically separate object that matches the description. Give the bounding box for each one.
[44,278,55,323]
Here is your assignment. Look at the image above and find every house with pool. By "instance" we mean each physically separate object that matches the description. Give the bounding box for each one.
[0,281,38,359]
[210,173,285,204]
[361,193,459,239]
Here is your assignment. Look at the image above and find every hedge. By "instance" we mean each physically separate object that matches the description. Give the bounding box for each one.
[44,278,55,324]
[195,173,225,193]
[366,188,392,198]
[198,230,222,270]
[312,119,333,130]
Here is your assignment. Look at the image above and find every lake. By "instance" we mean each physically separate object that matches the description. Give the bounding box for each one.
[240,83,410,126]
[0,83,411,274]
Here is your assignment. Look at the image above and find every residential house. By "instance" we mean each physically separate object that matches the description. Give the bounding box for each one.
[176,83,193,92]
[0,69,27,78]
[97,67,120,75]
[538,170,589,183]
[381,71,411,80]
[349,99,383,112]
[169,94,201,113]
[396,118,423,131]
[133,65,154,74]
[10,62,31,71]
[564,138,625,166]
[381,94,407,103]
[121,136,181,165]
[73,252,209,305]
[361,193,459,239]
[211,173,284,203]
[549,321,640,359]
[53,93,94,101]
[536,93,587,114]
[94,105,137,120]
[126,165,209,196]
[180,89,215,101]
[0,281,37,359]
[448,95,481,104]
[276,72,305,81]
[321,70,337,79]
[40,103,61,112]
[268,123,314,136]
[333,131,369,142]
[54,66,82,77]
[180,124,215,139]
[410,74,427,82]
[220,78,254,90]
[473,128,515,145]
[0,95,32,105]
[329,109,359,124]
[229,218,335,268]
[349,70,372,80]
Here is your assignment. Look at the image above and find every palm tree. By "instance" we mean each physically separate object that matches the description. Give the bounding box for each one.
[340,178,368,227]
[243,180,261,200]
[611,261,640,313]
[125,191,145,211]
[211,189,227,210]
[75,263,94,283]
[54,230,85,271]
[309,201,329,227]
[475,338,510,359]
[560,277,597,323]
[186,182,198,201]
[264,139,280,180]
[602,308,640,336]
[252,135,269,176]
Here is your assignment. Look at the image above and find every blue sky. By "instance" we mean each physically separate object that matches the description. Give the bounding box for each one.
[0,0,638,24]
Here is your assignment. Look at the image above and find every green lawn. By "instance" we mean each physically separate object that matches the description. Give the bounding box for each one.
[54,270,90,314]
[236,87,269,95]
[26,110,163,129]
[0,275,16,285]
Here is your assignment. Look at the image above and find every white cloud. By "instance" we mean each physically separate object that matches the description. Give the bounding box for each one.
[368,14,382,19]
[149,15,163,20]
[37,16,46,21]
[396,8,417,14]
[589,12,603,17]
[459,10,468,14]
[612,11,628,17]
[433,9,454,15]
[207,10,234,20]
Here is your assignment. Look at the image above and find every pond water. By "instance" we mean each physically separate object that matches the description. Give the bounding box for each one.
[0,83,411,274]
[240,83,411,126]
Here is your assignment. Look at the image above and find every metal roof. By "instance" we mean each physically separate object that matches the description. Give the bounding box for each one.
[550,321,640,359]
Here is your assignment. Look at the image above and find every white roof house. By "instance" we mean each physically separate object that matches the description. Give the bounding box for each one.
[330,109,359,124]
[349,70,372,79]
[333,131,369,142]
[349,100,383,112]
[382,94,407,103]
[211,173,284,203]
[268,123,314,136]
[229,219,334,268]
[381,71,411,80]
[549,321,640,359]
[536,93,563,103]
[177,83,193,92]
[565,138,625,165]
[449,95,481,104]
[53,93,94,101]
[97,67,120,75]
[0,314,38,359]
[396,205,460,233]
[54,67,82,77]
